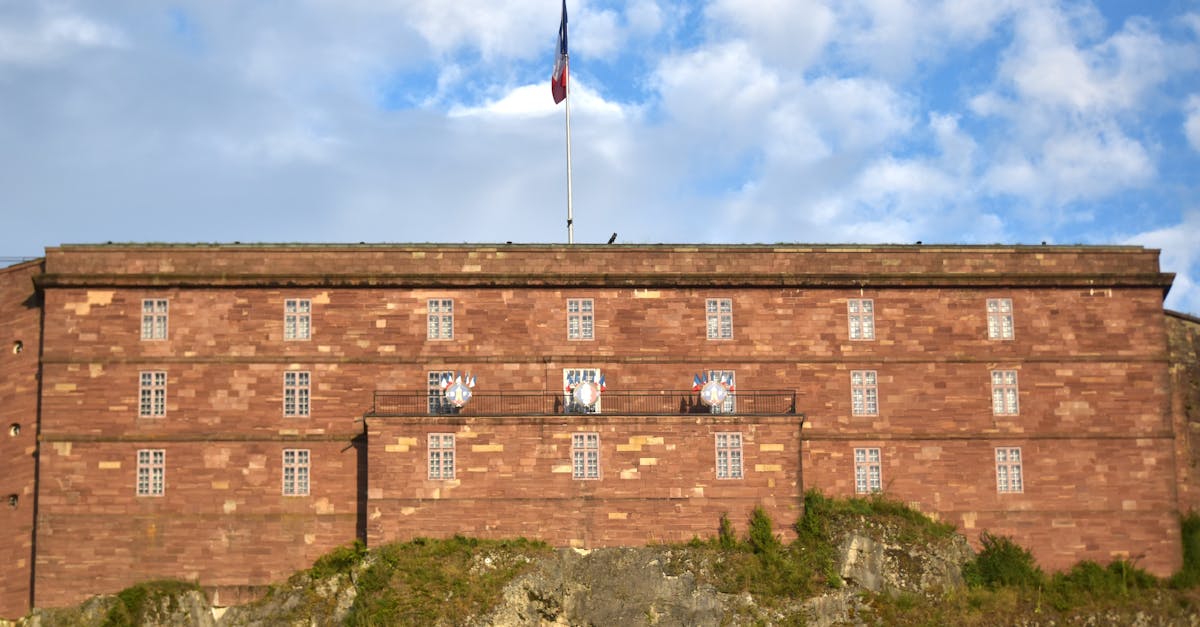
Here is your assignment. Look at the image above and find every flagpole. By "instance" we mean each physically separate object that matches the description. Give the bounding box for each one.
[564,57,574,245]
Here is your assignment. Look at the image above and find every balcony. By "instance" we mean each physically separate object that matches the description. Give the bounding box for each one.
[367,390,796,417]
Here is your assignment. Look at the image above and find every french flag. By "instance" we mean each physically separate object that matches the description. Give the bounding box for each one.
[551,0,568,104]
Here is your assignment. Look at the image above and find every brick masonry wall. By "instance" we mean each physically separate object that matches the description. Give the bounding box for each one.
[0,261,42,619]
[26,245,1181,608]
[41,244,1167,280]
[366,416,802,547]
[33,439,359,609]
[804,438,1181,574]
[1167,312,1200,514]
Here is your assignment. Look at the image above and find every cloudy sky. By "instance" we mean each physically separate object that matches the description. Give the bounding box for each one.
[1,0,1198,313]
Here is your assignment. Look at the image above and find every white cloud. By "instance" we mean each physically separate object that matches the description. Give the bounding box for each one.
[984,126,1153,205]
[1125,211,1200,315]
[1186,95,1200,152]
[0,7,125,66]
[448,80,627,119]
[705,0,836,72]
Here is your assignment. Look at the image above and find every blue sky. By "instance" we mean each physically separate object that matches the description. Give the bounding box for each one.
[1,0,1198,313]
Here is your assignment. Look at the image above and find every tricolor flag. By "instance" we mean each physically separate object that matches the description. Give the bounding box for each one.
[551,0,568,104]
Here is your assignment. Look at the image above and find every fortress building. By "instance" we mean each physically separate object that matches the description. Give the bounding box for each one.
[0,242,1194,615]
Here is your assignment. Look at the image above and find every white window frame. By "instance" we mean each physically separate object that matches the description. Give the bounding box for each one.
[284,371,311,417]
[851,370,878,416]
[995,447,1023,493]
[427,299,454,340]
[136,449,165,496]
[706,298,733,340]
[563,368,602,413]
[284,299,311,341]
[572,432,600,480]
[141,299,168,340]
[854,447,882,494]
[848,298,875,340]
[428,434,456,480]
[715,432,743,479]
[282,449,310,496]
[987,298,1014,340]
[139,371,167,418]
[707,369,737,414]
[567,298,594,340]
[991,370,1019,415]
[427,370,458,414]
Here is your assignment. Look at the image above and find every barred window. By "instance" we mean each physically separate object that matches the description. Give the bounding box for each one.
[715,432,743,479]
[851,370,878,416]
[428,299,454,340]
[991,370,1019,416]
[284,299,311,340]
[427,370,457,414]
[854,448,882,494]
[987,298,1014,340]
[428,434,456,480]
[284,371,310,417]
[706,298,733,339]
[567,298,594,340]
[996,447,1023,493]
[141,299,168,340]
[139,371,167,417]
[136,449,165,496]
[848,299,875,340]
[572,432,600,479]
[283,449,310,496]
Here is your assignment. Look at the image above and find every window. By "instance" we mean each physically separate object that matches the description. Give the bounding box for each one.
[284,371,310,417]
[707,370,737,413]
[851,370,878,416]
[139,371,167,417]
[427,370,458,414]
[715,433,743,479]
[284,299,311,340]
[995,447,1023,493]
[428,434,456,480]
[848,299,875,340]
[428,299,454,340]
[572,432,600,479]
[141,299,168,340]
[706,298,733,339]
[987,298,1014,340]
[563,368,602,413]
[991,370,1019,415]
[567,298,594,340]
[136,449,165,496]
[854,448,882,494]
[283,449,310,496]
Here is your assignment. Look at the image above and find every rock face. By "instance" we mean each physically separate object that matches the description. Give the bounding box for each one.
[836,528,974,595]
[483,548,739,626]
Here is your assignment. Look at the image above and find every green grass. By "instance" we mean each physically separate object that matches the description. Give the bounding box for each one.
[99,579,203,627]
[344,535,551,626]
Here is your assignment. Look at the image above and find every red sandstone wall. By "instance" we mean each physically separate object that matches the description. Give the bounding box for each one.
[366,416,802,547]
[0,261,42,619]
[804,438,1180,574]
[29,245,1180,606]
[41,244,1166,280]
[33,440,358,609]
[1168,312,1200,514]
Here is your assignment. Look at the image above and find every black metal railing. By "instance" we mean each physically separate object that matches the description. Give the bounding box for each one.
[368,390,796,417]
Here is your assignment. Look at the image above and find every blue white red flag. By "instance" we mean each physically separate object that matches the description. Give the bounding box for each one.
[552,0,568,104]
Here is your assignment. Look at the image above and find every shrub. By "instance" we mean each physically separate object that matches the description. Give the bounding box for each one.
[1172,512,1200,588]
[747,507,781,558]
[962,532,1044,590]
[718,512,737,550]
